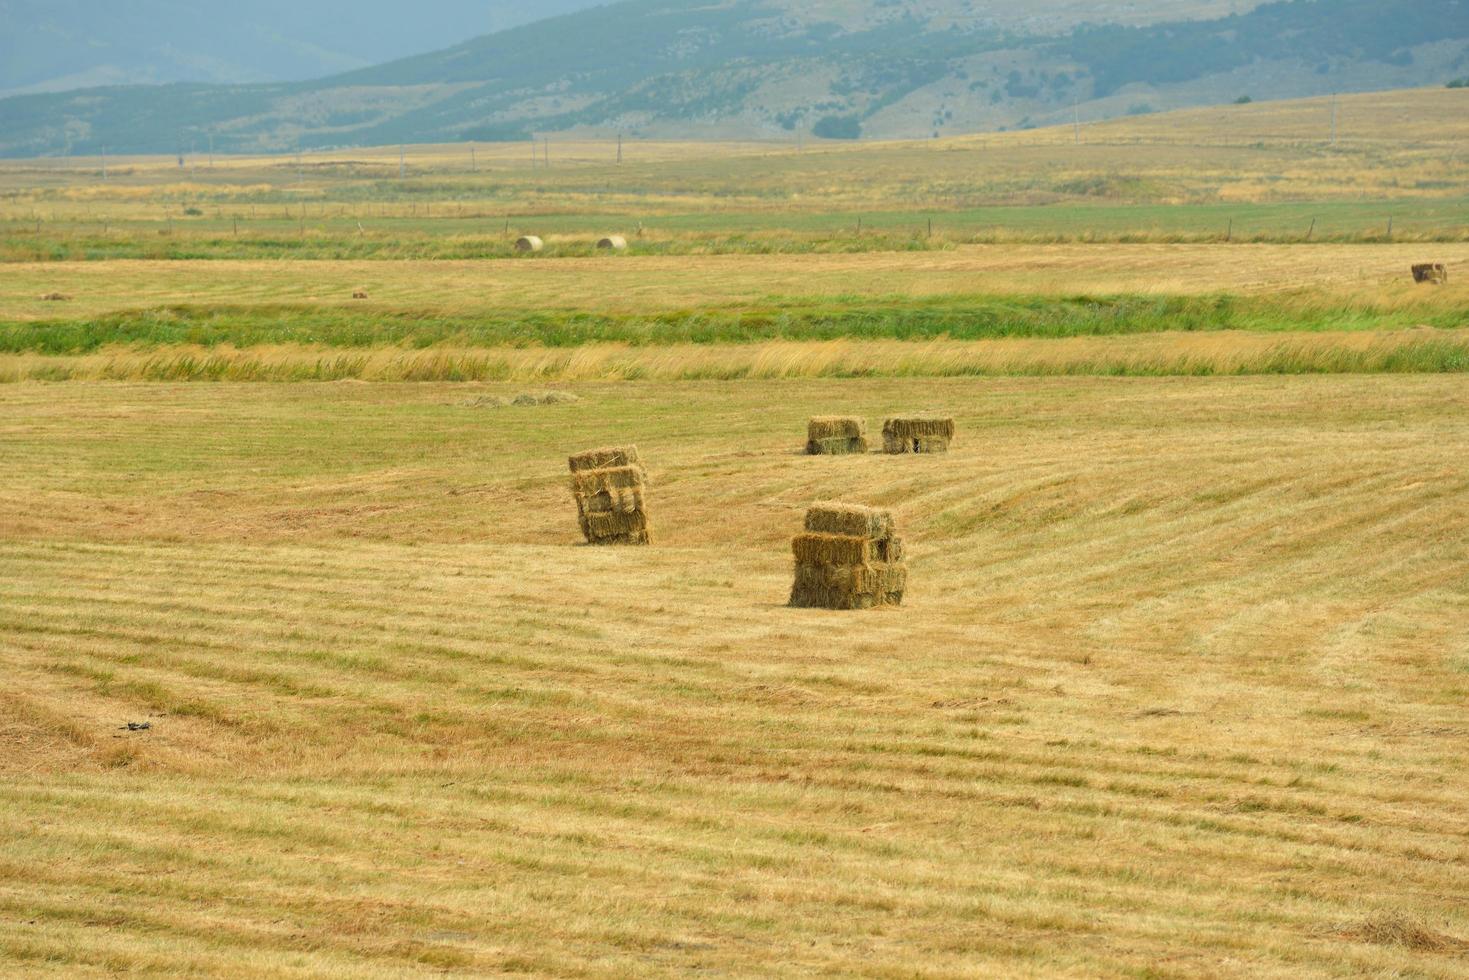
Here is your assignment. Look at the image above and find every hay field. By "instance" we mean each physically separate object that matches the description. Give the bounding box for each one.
[6,244,1469,321]
[3,89,1468,260]
[2,376,1467,977]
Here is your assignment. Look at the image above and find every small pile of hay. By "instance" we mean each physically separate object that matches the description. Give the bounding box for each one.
[39,292,69,302]
[790,503,906,610]
[1344,913,1468,952]
[806,416,868,455]
[597,235,628,251]
[569,445,650,545]
[465,391,581,409]
[1412,263,1448,284]
[883,416,955,454]
[516,236,544,253]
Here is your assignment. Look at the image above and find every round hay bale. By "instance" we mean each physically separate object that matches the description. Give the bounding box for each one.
[597,235,628,251]
[515,236,544,253]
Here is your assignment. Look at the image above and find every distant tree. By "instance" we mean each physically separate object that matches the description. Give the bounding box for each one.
[1449,78,1469,88]
[1234,95,1254,104]
[812,115,862,140]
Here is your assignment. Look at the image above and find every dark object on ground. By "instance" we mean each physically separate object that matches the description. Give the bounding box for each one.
[1412,263,1447,284]
[122,722,152,732]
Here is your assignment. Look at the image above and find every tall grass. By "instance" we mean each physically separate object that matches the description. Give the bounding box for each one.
[4,295,1463,356]
[3,331,1463,383]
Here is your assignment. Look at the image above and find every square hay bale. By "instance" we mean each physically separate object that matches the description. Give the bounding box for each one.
[789,503,906,610]
[806,416,868,455]
[883,416,956,454]
[568,447,650,545]
[1412,263,1448,284]
[569,445,643,474]
[804,502,896,540]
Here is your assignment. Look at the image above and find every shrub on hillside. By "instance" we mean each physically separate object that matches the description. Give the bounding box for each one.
[813,115,862,140]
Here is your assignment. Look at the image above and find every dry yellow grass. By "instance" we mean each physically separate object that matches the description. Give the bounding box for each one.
[1,329,1464,383]
[3,88,1467,223]
[1,376,1467,976]
[3,243,1467,320]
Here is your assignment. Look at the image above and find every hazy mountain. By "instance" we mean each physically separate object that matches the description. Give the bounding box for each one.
[1,0,1466,157]
[0,0,607,96]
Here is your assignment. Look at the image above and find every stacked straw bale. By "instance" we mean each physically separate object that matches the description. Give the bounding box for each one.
[883,416,955,454]
[806,416,868,455]
[789,503,906,610]
[569,446,650,545]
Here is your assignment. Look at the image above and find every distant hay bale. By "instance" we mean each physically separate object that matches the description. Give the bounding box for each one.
[569,446,650,545]
[806,416,868,455]
[352,289,369,299]
[883,416,956,454]
[597,235,628,251]
[516,236,544,253]
[790,502,906,610]
[39,292,69,302]
[1412,263,1448,284]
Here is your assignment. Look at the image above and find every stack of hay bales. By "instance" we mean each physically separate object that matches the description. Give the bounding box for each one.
[789,503,906,610]
[883,416,955,454]
[516,236,544,253]
[568,446,650,545]
[1412,263,1448,284]
[806,416,868,455]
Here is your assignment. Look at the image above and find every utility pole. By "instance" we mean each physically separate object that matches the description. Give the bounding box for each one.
[617,133,623,165]
[399,145,406,179]
[1073,102,1080,145]
[470,144,476,173]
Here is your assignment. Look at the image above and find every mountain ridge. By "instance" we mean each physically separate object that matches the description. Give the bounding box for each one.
[1,0,1466,157]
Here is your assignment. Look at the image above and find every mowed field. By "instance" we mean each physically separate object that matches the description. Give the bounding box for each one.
[2,377,1468,976]
[6,244,1469,320]
[2,86,1468,976]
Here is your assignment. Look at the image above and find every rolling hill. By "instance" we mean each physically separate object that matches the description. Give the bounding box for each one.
[0,0,605,97]
[0,0,1466,156]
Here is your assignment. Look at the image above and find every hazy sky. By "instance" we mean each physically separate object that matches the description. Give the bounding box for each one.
[0,0,608,95]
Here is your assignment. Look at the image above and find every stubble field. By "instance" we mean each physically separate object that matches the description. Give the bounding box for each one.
[2,376,1468,977]
[1,87,1467,977]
